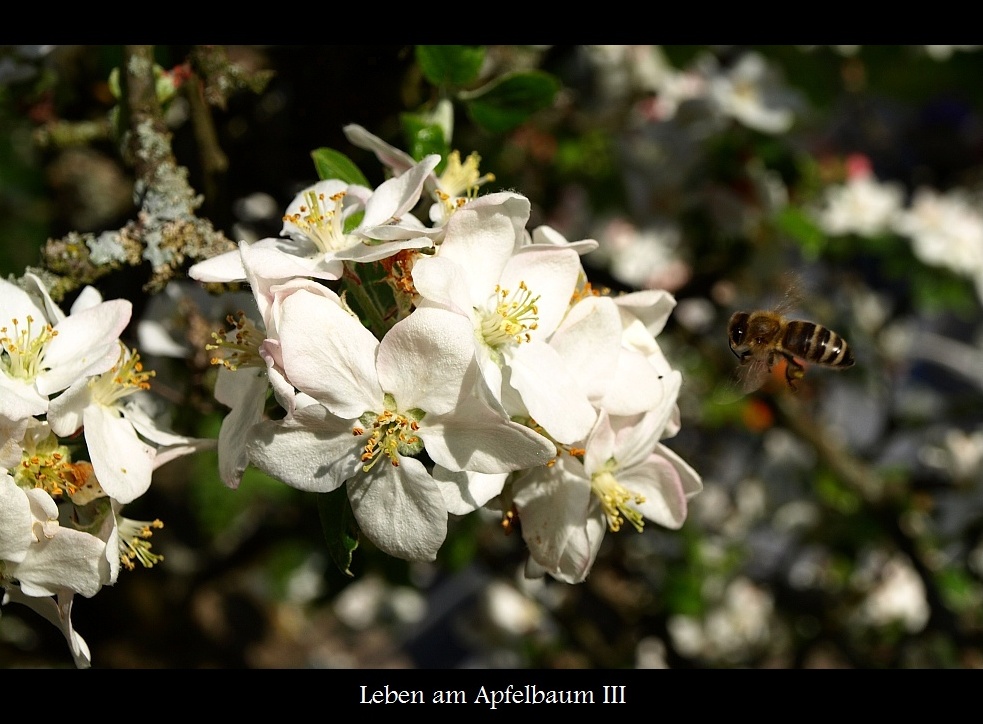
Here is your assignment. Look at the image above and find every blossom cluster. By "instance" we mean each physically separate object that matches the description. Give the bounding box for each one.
[0,274,208,667]
[813,156,983,304]
[189,125,702,584]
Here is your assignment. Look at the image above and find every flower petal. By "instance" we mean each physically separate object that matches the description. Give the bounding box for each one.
[507,342,597,444]
[0,473,32,562]
[432,467,508,515]
[377,306,475,415]
[277,288,382,418]
[38,300,131,395]
[422,395,555,473]
[347,457,447,561]
[246,405,361,493]
[83,405,155,504]
[214,367,270,489]
[512,459,603,583]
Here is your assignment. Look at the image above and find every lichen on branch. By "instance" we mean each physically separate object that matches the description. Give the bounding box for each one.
[34,45,256,302]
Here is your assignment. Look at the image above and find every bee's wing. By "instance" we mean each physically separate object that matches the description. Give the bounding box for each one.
[714,354,771,404]
[736,355,771,394]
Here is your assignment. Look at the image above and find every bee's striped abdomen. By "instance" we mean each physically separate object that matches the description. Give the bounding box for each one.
[782,320,854,368]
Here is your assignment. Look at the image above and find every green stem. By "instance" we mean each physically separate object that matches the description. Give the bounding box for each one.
[341,262,389,339]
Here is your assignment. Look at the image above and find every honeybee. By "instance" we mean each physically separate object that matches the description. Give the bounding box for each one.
[727,307,854,393]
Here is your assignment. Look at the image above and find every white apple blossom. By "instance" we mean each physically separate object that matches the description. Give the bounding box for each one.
[207,259,340,488]
[46,341,212,504]
[2,484,108,598]
[412,192,599,444]
[246,287,555,561]
[343,121,498,225]
[892,186,983,303]
[0,274,131,422]
[511,406,702,583]
[188,154,441,284]
[814,173,905,238]
[549,292,675,418]
[701,50,804,134]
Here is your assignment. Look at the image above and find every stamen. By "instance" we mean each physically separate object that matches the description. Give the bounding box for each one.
[434,150,495,220]
[282,190,350,253]
[479,281,541,349]
[0,314,59,381]
[591,468,646,533]
[14,430,84,498]
[206,312,264,370]
[118,517,165,571]
[356,404,425,473]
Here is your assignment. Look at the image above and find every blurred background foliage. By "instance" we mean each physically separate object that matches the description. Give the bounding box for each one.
[3,44,983,668]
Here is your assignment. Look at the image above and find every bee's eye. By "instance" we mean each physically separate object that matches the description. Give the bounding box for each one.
[730,327,745,345]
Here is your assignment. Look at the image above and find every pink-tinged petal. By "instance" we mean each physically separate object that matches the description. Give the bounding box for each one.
[422,395,555,473]
[656,442,704,498]
[83,405,155,504]
[266,277,344,338]
[528,225,599,255]
[362,155,440,227]
[277,289,382,419]
[512,459,603,583]
[347,456,447,561]
[501,246,581,339]
[620,455,689,529]
[246,405,361,493]
[377,307,475,415]
[67,285,105,314]
[258,339,300,415]
[432,467,508,515]
[0,474,32,562]
[343,124,419,177]
[507,342,597,445]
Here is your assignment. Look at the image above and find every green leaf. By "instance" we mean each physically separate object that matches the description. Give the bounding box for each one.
[415,45,485,88]
[311,147,370,186]
[400,113,449,165]
[461,70,560,134]
[774,205,826,257]
[316,485,360,577]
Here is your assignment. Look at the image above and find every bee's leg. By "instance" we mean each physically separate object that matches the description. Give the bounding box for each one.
[784,355,805,391]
